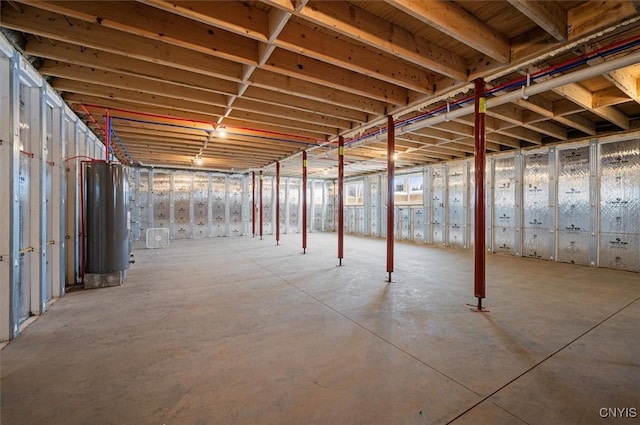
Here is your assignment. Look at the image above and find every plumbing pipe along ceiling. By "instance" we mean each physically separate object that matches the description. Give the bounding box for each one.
[2,0,640,178]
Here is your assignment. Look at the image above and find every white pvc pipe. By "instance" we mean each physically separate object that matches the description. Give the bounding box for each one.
[397,49,640,135]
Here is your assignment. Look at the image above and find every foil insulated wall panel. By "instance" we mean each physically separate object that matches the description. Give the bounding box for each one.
[262,177,274,234]
[356,207,366,235]
[397,207,410,241]
[288,178,300,233]
[447,162,466,248]
[138,170,151,238]
[346,207,356,234]
[523,152,550,260]
[370,180,379,237]
[411,207,425,242]
[557,147,591,266]
[278,178,286,233]
[431,165,445,245]
[324,181,336,231]
[172,172,193,239]
[312,181,324,231]
[128,169,141,242]
[152,172,171,232]
[599,140,640,271]
[193,174,210,238]
[493,156,517,255]
[212,177,226,237]
[229,177,243,236]
[380,175,388,238]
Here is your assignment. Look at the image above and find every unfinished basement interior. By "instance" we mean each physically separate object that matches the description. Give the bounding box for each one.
[0,1,639,424]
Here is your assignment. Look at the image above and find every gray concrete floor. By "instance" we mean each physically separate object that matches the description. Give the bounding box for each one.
[1,233,639,425]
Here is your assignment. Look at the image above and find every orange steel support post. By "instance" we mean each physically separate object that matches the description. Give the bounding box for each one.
[276,162,280,246]
[252,171,256,237]
[302,151,308,254]
[337,136,344,266]
[474,78,487,311]
[259,171,264,240]
[386,115,395,282]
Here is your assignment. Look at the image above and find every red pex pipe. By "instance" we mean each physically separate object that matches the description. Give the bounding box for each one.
[474,78,487,310]
[386,115,395,283]
[81,103,321,143]
[302,151,308,254]
[337,136,344,265]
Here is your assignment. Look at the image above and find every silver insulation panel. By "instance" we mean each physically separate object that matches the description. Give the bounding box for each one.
[128,169,140,242]
[262,176,273,234]
[398,207,410,240]
[18,95,31,322]
[193,174,209,238]
[172,172,193,239]
[370,180,379,236]
[324,181,336,231]
[493,156,516,254]
[431,165,445,244]
[152,172,171,232]
[557,147,590,265]
[138,170,151,238]
[313,181,324,231]
[523,152,550,259]
[211,176,226,237]
[599,140,640,271]
[278,178,286,233]
[412,207,425,242]
[447,162,466,248]
[288,178,300,233]
[229,177,243,236]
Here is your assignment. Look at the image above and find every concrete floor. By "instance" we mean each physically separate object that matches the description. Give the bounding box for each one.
[1,233,639,425]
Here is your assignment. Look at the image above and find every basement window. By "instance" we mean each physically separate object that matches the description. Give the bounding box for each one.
[394,174,423,205]
[345,181,364,205]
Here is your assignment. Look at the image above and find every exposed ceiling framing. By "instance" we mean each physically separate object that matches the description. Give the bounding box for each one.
[2,0,640,178]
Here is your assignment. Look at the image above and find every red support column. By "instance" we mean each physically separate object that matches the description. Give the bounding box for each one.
[252,171,256,237]
[105,109,111,162]
[474,78,487,311]
[386,115,395,282]
[276,162,280,246]
[337,136,344,266]
[302,151,308,254]
[259,170,264,240]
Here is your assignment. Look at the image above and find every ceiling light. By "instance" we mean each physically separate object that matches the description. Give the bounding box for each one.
[217,125,226,137]
[195,155,203,165]
[393,152,399,160]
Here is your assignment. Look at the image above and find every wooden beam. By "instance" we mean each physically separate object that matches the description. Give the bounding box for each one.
[287,0,468,80]
[386,0,511,63]
[24,38,240,92]
[554,83,629,129]
[1,5,244,79]
[263,48,409,105]
[568,1,640,40]
[275,19,434,94]
[592,86,631,108]
[250,69,387,115]
[16,0,259,64]
[606,67,640,104]
[507,0,567,41]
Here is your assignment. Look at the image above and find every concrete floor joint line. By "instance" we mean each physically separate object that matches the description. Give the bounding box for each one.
[231,245,482,397]
[445,295,640,424]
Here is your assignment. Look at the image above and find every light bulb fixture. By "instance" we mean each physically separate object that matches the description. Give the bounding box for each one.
[217,125,226,137]
[393,152,399,160]
[195,155,203,165]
